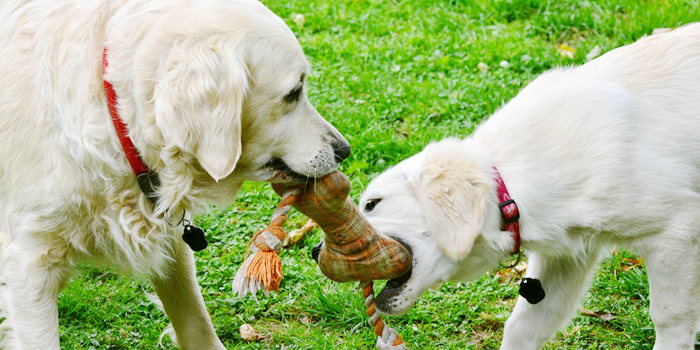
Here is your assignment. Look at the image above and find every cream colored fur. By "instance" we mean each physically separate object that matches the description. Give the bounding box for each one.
[0,0,348,348]
[360,23,700,350]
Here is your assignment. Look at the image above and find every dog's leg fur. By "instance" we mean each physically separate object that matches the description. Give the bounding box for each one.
[643,235,700,350]
[501,249,602,350]
[1,241,72,350]
[150,239,225,350]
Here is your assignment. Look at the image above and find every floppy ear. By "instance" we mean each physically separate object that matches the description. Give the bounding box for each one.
[154,39,248,182]
[410,139,492,260]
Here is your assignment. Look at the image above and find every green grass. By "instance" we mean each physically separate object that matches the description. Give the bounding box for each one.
[57,0,700,349]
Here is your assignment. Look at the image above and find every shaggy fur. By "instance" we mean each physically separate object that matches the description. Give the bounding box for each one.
[0,0,349,348]
[360,23,700,350]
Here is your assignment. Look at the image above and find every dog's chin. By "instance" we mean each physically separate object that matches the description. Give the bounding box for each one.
[375,238,416,315]
[267,169,309,184]
[375,283,417,316]
[263,157,336,184]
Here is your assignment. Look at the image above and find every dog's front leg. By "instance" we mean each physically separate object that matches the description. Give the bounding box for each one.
[1,241,72,350]
[150,239,226,350]
[644,238,700,350]
[500,250,602,350]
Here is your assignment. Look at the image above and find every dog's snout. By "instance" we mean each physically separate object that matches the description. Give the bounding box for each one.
[332,139,351,163]
[311,240,324,263]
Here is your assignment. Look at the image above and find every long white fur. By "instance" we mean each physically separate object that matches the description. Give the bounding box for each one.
[360,23,700,350]
[0,0,347,349]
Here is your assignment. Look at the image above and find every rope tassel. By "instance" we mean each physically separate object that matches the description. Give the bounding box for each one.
[232,189,300,298]
[360,280,407,350]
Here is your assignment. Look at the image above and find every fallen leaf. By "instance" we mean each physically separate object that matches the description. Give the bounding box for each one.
[514,261,528,273]
[652,28,672,35]
[585,45,601,61]
[240,324,264,341]
[284,220,318,247]
[621,257,643,271]
[495,268,518,284]
[580,307,615,321]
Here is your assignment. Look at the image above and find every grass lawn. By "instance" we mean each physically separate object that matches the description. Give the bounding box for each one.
[57,0,700,349]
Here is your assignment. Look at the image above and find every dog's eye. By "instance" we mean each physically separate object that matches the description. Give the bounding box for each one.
[364,198,381,212]
[284,85,302,103]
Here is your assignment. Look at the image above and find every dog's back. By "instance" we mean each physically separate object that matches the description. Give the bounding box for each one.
[474,23,700,242]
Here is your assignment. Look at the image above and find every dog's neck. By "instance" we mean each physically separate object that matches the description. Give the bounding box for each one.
[102,45,207,251]
[493,167,521,255]
[102,45,161,203]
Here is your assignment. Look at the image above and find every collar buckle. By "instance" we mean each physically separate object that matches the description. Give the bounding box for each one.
[498,199,520,224]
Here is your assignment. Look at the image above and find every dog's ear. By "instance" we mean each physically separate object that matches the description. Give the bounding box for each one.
[154,40,248,182]
[410,139,492,260]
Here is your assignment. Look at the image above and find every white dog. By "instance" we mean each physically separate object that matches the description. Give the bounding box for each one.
[360,23,700,350]
[0,0,350,349]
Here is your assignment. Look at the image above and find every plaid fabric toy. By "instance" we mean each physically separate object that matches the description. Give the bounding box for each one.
[272,171,411,283]
[232,171,411,349]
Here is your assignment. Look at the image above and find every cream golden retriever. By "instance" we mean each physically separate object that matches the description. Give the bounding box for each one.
[0,0,350,349]
[360,23,700,349]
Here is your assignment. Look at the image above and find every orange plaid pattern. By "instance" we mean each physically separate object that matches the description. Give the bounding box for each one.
[272,171,411,283]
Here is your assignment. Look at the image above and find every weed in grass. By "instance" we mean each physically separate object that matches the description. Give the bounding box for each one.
[56,0,700,348]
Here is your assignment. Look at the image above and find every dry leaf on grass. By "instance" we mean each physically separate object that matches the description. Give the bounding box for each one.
[495,269,517,283]
[283,219,318,247]
[585,45,601,61]
[514,261,528,273]
[240,324,264,341]
[652,28,672,35]
[621,257,643,271]
[580,308,615,321]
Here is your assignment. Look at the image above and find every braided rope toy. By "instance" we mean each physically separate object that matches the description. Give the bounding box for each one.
[231,188,300,298]
[232,171,412,348]
[360,280,407,349]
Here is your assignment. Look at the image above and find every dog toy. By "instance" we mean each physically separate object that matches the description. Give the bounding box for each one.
[231,171,412,347]
[271,171,411,283]
[232,188,300,297]
[360,280,407,349]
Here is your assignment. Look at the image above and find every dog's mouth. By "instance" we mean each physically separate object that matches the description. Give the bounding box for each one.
[265,157,312,183]
[375,238,413,312]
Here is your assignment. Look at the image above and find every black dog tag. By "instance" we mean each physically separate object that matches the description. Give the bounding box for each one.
[519,278,545,304]
[182,223,208,251]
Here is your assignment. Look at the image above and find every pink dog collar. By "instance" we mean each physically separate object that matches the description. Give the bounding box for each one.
[493,168,521,255]
[494,169,546,305]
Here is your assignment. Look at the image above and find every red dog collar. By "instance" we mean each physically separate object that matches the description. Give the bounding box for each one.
[493,167,521,255]
[102,46,160,203]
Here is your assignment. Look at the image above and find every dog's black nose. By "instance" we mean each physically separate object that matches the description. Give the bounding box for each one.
[311,240,324,263]
[333,140,351,163]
